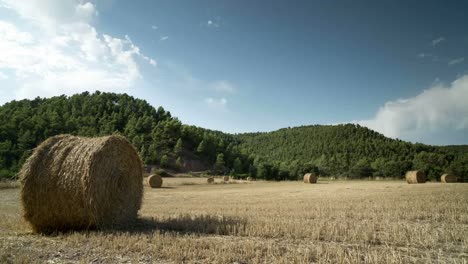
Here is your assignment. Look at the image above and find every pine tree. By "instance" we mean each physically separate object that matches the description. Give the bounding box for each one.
[160,154,169,168]
[174,138,183,154]
[197,140,206,153]
[214,153,225,174]
[233,157,243,174]
[175,156,183,170]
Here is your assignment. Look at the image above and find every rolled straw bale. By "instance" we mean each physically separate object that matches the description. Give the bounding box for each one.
[303,173,318,184]
[246,177,253,181]
[147,174,163,188]
[441,173,457,183]
[207,177,214,184]
[19,135,143,233]
[405,171,426,184]
[223,176,229,182]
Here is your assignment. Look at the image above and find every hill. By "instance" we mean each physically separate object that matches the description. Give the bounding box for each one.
[0,92,467,181]
[238,124,425,164]
[236,125,468,181]
[0,92,249,179]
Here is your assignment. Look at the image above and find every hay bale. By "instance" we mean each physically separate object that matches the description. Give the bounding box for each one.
[303,173,318,184]
[246,177,253,181]
[147,174,163,188]
[19,135,143,233]
[207,177,214,184]
[405,171,426,184]
[223,176,229,182]
[441,173,457,183]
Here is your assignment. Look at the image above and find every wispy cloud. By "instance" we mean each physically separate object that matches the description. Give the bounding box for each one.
[211,80,235,93]
[205,97,227,109]
[354,75,468,140]
[417,53,438,61]
[448,57,464,66]
[0,0,155,102]
[151,25,158,30]
[206,20,220,28]
[160,36,169,41]
[431,37,445,46]
[418,53,432,58]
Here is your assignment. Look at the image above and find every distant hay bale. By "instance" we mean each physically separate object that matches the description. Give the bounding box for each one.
[19,135,143,233]
[405,171,426,184]
[303,173,318,184]
[207,177,214,184]
[441,173,457,183]
[147,174,163,188]
[223,176,229,182]
[246,177,253,181]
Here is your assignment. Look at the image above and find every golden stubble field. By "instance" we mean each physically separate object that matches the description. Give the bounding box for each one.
[0,178,467,263]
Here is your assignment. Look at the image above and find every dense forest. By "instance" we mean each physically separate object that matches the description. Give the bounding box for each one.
[0,92,467,181]
[0,92,249,179]
[237,126,468,181]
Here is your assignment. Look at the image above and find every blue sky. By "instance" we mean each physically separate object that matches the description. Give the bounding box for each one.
[0,0,467,145]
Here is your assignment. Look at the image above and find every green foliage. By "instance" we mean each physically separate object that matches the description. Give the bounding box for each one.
[412,151,449,180]
[214,153,225,174]
[349,159,373,179]
[197,140,206,154]
[174,138,183,154]
[236,124,466,180]
[0,92,466,182]
[0,92,250,177]
[154,168,169,177]
[448,154,468,182]
[233,158,243,174]
[160,154,169,168]
[0,169,15,180]
[175,156,183,170]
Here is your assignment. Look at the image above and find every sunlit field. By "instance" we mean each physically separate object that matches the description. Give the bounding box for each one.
[1,179,467,263]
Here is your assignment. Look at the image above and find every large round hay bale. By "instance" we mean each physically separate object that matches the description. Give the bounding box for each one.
[19,135,143,233]
[303,173,318,184]
[405,171,426,184]
[246,177,253,181]
[223,176,229,182]
[147,174,163,188]
[207,177,214,184]
[441,173,457,183]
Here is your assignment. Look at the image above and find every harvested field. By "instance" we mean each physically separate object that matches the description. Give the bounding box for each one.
[1,181,467,263]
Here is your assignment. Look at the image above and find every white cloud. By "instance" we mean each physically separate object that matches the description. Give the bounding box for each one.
[417,53,436,59]
[448,57,464,66]
[0,0,155,100]
[205,97,227,109]
[160,36,169,41]
[151,25,158,30]
[355,75,468,140]
[418,53,428,58]
[211,80,235,93]
[207,20,219,28]
[431,37,445,46]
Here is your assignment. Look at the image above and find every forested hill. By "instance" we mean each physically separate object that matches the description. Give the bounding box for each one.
[0,92,467,181]
[0,92,247,179]
[236,125,468,181]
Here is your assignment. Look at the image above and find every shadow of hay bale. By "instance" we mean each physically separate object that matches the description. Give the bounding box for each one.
[114,215,248,235]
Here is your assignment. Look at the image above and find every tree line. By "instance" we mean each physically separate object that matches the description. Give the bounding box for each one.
[0,92,466,181]
[237,125,468,181]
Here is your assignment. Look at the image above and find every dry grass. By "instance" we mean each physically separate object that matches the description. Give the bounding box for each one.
[0,180,20,190]
[1,180,467,263]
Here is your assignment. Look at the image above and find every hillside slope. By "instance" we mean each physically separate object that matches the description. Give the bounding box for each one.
[0,92,467,181]
[236,125,468,180]
[0,92,248,179]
